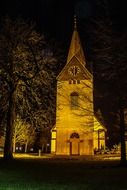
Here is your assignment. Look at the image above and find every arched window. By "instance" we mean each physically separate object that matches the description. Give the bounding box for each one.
[70,92,79,109]
[70,133,79,139]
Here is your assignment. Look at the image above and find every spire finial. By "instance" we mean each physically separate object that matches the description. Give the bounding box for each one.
[74,15,77,30]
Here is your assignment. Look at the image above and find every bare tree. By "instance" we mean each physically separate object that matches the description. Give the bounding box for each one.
[0,17,57,160]
[87,0,127,165]
[13,116,36,153]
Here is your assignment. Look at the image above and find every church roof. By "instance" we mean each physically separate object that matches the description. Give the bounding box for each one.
[66,17,86,66]
[94,116,107,131]
[57,16,92,80]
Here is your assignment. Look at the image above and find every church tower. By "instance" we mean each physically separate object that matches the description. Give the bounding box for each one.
[51,17,106,155]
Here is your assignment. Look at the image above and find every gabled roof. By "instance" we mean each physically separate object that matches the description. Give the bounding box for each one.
[57,56,92,80]
[94,116,107,131]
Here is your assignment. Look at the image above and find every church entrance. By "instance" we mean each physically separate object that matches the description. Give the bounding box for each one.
[70,133,80,155]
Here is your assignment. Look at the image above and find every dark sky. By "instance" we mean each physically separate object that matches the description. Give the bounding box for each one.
[0,0,75,39]
[0,0,127,43]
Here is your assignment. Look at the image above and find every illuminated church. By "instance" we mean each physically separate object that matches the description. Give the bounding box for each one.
[51,18,106,156]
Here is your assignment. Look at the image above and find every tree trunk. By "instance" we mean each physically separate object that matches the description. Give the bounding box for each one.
[42,144,44,152]
[13,129,16,153]
[120,107,126,166]
[25,140,28,153]
[4,90,15,160]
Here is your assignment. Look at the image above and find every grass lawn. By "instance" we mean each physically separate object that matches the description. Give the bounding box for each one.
[0,156,127,190]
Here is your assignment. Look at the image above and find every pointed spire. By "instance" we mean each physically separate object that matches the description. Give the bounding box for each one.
[66,16,86,65]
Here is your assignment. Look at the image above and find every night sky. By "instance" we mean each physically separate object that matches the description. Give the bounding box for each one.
[0,0,127,44]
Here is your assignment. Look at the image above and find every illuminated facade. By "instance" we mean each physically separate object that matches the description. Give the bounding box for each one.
[51,19,106,155]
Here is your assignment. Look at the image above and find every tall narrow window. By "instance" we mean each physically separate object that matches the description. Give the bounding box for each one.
[70,92,79,109]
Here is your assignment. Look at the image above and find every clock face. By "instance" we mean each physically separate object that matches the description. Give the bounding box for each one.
[68,66,80,76]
